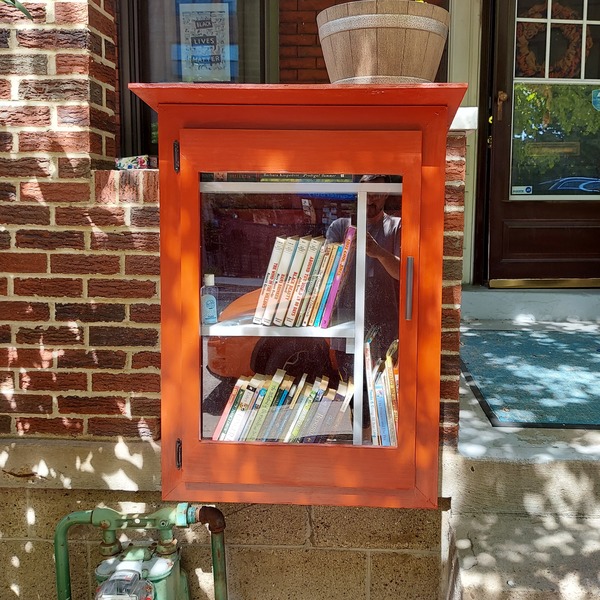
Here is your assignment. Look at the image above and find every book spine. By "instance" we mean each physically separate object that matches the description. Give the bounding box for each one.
[217,383,249,441]
[284,237,324,327]
[293,377,328,441]
[253,237,285,324]
[301,388,335,443]
[245,369,286,440]
[238,386,267,441]
[381,369,397,446]
[212,377,246,440]
[374,370,390,446]
[302,243,336,327]
[319,226,356,329]
[282,381,316,443]
[260,380,293,441]
[295,243,328,326]
[323,381,354,443]
[262,238,298,326]
[222,377,261,441]
[273,236,311,326]
[384,354,398,446]
[313,244,343,327]
[364,333,380,446]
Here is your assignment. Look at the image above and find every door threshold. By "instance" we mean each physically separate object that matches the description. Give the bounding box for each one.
[489,278,600,289]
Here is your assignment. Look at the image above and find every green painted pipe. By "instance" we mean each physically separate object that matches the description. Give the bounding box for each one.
[211,530,228,600]
[55,504,228,600]
[54,510,93,600]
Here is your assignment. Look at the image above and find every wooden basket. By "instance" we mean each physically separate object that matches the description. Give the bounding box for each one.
[317,0,450,84]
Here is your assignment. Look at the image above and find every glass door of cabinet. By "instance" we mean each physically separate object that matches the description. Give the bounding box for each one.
[198,175,403,447]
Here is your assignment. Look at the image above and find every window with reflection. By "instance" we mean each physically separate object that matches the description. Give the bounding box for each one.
[511,0,600,199]
[199,174,402,446]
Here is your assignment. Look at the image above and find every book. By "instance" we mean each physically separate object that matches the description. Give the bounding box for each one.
[284,236,325,327]
[313,243,343,327]
[237,382,269,441]
[294,242,329,326]
[258,374,295,441]
[212,376,248,440]
[245,369,286,440]
[301,387,336,443]
[222,375,266,441]
[384,339,399,446]
[262,237,299,326]
[293,376,329,442]
[319,225,357,329]
[272,373,308,441]
[322,378,355,443]
[282,378,319,443]
[381,368,397,447]
[216,377,251,441]
[314,381,347,443]
[253,236,286,324]
[373,366,390,446]
[301,243,336,327]
[273,236,312,326]
[307,243,340,326]
[364,325,380,446]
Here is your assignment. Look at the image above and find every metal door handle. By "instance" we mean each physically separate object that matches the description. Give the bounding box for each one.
[497,91,509,121]
[405,256,414,321]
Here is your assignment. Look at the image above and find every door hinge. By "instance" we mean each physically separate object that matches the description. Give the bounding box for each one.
[175,438,182,469]
[173,140,180,173]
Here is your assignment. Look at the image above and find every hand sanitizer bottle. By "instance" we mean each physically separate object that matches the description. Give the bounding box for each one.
[201,274,218,324]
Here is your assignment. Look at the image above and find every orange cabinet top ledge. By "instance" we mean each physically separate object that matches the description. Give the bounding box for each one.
[130,83,467,128]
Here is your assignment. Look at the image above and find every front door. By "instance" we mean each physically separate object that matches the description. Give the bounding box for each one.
[486,0,600,287]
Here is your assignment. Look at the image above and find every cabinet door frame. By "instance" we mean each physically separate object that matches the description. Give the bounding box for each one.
[129,84,466,508]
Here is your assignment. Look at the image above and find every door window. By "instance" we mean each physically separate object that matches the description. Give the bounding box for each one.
[511,0,600,199]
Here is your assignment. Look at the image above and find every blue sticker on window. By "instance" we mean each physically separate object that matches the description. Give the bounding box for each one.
[593,90,600,111]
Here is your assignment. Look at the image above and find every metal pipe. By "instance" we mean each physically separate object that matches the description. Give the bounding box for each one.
[54,510,93,600]
[193,506,228,600]
[54,503,228,600]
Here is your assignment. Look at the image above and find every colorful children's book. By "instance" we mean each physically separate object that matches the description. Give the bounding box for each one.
[284,236,325,327]
[364,325,380,446]
[295,242,329,326]
[245,369,286,440]
[313,243,344,327]
[222,375,266,441]
[212,376,248,440]
[304,243,339,327]
[319,225,356,329]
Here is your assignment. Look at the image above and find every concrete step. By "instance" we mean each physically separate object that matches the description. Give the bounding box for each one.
[449,514,600,600]
[442,375,600,599]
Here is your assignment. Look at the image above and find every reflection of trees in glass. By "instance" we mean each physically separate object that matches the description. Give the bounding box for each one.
[512,83,600,190]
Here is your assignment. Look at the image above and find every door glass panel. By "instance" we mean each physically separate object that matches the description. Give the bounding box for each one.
[511,83,600,198]
[198,174,402,446]
[585,25,600,77]
[589,0,600,20]
[511,0,600,200]
[549,23,583,78]
[552,0,583,19]
[516,22,547,77]
[517,0,547,18]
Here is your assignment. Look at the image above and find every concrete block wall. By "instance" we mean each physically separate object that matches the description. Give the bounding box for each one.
[0,1,466,598]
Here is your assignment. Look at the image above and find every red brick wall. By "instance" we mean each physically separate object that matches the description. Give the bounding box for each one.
[280,0,450,83]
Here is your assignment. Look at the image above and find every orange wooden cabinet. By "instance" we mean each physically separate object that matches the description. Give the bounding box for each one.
[131,83,466,508]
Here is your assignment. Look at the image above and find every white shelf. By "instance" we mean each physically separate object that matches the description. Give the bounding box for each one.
[201,317,355,338]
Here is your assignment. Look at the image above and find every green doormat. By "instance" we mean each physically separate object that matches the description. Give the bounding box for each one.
[460,329,600,428]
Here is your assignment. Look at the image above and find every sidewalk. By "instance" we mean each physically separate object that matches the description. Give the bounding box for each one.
[444,288,600,599]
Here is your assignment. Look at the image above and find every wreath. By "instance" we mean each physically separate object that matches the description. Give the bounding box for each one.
[516,2,593,78]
